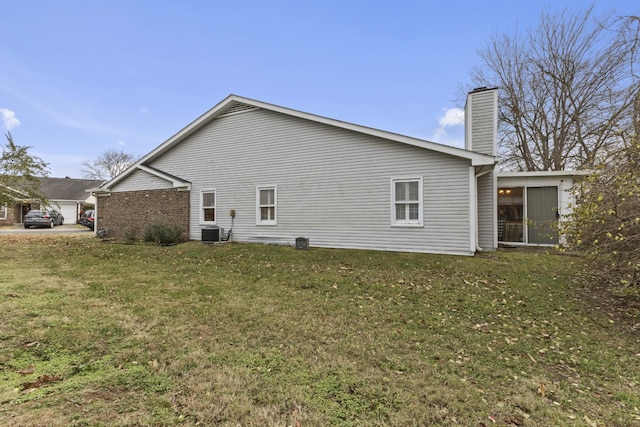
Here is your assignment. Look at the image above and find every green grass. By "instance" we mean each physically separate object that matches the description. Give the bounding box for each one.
[1,234,639,426]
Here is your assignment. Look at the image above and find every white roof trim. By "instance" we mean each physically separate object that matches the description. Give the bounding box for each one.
[102,95,496,189]
[1,184,29,199]
[136,165,191,189]
[497,170,592,178]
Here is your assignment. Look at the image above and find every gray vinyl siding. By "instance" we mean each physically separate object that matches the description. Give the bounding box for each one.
[148,108,474,255]
[112,169,173,192]
[468,91,497,156]
[476,171,496,250]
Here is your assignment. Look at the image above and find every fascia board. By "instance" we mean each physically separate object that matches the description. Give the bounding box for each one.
[497,170,592,178]
[102,94,497,188]
[1,185,29,200]
[237,96,497,165]
[136,165,191,189]
[101,95,239,190]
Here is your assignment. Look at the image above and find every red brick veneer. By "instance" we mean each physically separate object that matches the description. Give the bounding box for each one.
[96,189,190,239]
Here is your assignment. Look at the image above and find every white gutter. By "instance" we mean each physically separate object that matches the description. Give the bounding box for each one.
[473,164,498,252]
[469,166,478,254]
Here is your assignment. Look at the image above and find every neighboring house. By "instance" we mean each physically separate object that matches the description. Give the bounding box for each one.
[496,171,590,246]
[0,177,103,225]
[92,88,499,255]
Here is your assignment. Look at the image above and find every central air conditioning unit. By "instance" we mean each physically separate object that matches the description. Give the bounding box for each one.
[202,226,223,243]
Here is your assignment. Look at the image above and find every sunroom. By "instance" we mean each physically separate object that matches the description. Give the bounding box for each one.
[496,171,590,246]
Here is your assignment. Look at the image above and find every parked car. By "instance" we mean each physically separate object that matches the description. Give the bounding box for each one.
[79,210,95,230]
[23,209,64,228]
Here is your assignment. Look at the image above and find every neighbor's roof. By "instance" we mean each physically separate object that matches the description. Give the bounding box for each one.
[102,95,497,190]
[38,177,104,201]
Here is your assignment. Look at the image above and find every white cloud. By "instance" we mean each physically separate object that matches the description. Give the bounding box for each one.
[439,108,465,127]
[431,107,464,141]
[0,108,21,130]
[118,140,126,146]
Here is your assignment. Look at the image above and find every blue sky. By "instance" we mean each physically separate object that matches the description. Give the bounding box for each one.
[1,0,637,178]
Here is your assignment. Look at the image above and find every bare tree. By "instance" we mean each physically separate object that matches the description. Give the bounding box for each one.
[470,6,640,171]
[81,149,136,180]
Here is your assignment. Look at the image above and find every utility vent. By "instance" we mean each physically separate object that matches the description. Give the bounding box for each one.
[295,237,309,250]
[220,103,257,117]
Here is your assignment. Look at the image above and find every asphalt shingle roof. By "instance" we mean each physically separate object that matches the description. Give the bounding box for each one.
[38,177,104,201]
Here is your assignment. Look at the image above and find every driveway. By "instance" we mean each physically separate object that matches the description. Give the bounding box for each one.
[0,224,92,235]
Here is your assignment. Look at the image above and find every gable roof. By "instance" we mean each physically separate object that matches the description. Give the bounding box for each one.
[39,177,104,201]
[136,164,192,187]
[102,95,496,190]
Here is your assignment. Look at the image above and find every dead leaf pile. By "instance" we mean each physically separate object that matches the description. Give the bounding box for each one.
[20,374,64,392]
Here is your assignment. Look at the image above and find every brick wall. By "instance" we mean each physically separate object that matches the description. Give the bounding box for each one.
[97,189,190,239]
[1,205,24,226]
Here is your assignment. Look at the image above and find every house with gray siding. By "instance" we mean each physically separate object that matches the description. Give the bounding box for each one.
[92,88,499,255]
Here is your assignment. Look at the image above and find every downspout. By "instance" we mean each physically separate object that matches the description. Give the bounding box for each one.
[469,166,478,254]
[88,190,98,238]
[88,187,109,238]
[473,165,495,252]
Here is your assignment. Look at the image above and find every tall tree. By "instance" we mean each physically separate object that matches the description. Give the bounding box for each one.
[470,6,640,171]
[0,132,49,206]
[81,149,135,180]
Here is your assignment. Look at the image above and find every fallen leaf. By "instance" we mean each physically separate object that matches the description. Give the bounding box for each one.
[17,364,35,375]
[583,415,597,427]
[539,383,546,397]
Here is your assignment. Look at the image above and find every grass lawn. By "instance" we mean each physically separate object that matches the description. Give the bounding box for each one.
[0,235,639,426]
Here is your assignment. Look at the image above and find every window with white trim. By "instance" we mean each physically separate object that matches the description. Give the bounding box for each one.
[391,177,423,226]
[256,186,277,225]
[0,203,6,220]
[201,190,216,223]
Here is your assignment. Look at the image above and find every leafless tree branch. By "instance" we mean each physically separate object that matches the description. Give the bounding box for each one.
[81,149,136,180]
[470,6,640,171]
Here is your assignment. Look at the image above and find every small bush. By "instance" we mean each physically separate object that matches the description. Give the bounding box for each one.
[143,221,185,245]
[122,226,140,244]
[561,140,640,292]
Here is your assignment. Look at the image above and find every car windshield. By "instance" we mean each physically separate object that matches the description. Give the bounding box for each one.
[25,210,44,217]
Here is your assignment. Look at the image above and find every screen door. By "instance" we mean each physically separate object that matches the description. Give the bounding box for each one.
[526,187,558,244]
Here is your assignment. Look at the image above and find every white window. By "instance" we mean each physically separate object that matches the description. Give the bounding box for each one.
[0,204,6,220]
[391,177,423,226]
[201,190,216,223]
[256,186,277,225]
